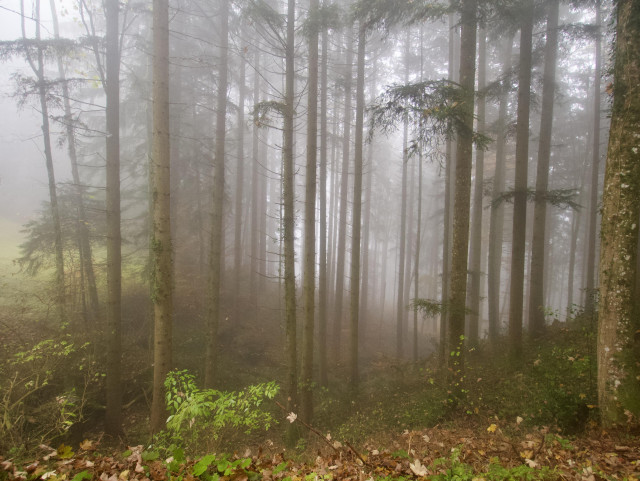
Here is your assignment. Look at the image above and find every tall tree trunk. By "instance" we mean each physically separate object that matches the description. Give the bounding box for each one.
[597,0,640,426]
[359,60,377,328]
[440,11,457,363]
[318,27,329,387]
[487,38,512,344]
[250,50,261,322]
[413,142,423,361]
[205,0,229,388]
[350,24,366,389]
[467,28,486,347]
[448,0,476,373]
[234,37,247,320]
[104,0,122,435]
[301,0,319,424]
[586,0,603,315]
[283,0,298,447]
[508,7,534,361]
[528,0,560,338]
[333,31,353,359]
[149,0,172,434]
[49,0,98,322]
[396,118,409,357]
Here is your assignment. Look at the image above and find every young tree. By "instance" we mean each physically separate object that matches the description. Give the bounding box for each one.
[49,0,99,322]
[149,0,172,434]
[597,0,640,426]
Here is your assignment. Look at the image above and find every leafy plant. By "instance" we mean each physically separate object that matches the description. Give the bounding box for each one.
[163,370,279,448]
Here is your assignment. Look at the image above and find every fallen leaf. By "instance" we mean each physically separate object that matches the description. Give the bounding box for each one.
[409,459,428,477]
[487,424,497,433]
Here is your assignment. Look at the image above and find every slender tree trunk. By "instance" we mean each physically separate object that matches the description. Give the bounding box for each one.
[359,61,377,327]
[149,0,172,434]
[508,7,534,361]
[234,37,247,319]
[333,31,353,359]
[396,117,409,358]
[283,0,298,447]
[586,0,603,315]
[318,28,329,387]
[448,0,476,373]
[49,0,98,321]
[440,11,457,363]
[467,28,486,347]
[350,24,366,389]
[413,144,423,361]
[205,0,229,388]
[597,0,640,425]
[250,50,261,322]
[301,0,319,423]
[529,0,560,338]
[104,0,122,435]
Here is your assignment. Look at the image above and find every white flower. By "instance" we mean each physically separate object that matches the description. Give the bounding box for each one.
[286,412,297,423]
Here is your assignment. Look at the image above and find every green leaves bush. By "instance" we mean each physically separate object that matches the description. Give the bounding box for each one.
[163,370,279,450]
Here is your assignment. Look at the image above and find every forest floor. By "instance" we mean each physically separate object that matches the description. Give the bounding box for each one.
[2,418,640,481]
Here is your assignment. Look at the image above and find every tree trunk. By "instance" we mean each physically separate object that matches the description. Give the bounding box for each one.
[250,50,261,322]
[318,28,329,387]
[586,0,603,315]
[448,0,476,375]
[234,36,247,320]
[283,0,299,447]
[205,0,229,388]
[104,0,122,435]
[487,39,512,344]
[333,31,353,360]
[350,24,366,389]
[149,0,172,434]
[467,28,486,347]
[440,11,457,363]
[597,0,640,426]
[508,7,534,361]
[528,0,560,338]
[301,0,319,423]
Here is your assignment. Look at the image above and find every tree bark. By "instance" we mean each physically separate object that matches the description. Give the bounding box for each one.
[149,0,172,434]
[448,0,477,374]
[586,0,603,315]
[597,0,640,426]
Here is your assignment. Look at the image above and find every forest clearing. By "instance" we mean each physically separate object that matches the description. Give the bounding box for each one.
[1,0,640,478]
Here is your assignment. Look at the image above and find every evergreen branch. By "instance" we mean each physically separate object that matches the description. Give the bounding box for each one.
[490,188,581,210]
